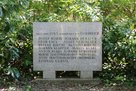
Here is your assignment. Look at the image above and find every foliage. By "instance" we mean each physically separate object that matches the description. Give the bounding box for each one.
[0,0,136,85]
[0,0,34,83]
[100,0,136,84]
[102,19,136,84]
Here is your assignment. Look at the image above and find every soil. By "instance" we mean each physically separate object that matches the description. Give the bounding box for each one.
[0,79,136,91]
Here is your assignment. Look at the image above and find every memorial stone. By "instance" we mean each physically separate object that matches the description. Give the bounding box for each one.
[33,22,102,79]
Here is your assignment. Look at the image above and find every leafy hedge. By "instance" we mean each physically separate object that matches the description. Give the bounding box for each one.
[102,18,136,84]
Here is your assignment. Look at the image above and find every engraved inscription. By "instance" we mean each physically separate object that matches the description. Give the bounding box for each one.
[37,32,98,63]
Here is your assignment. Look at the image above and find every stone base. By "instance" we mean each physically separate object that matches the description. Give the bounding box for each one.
[43,71,56,79]
[80,71,93,79]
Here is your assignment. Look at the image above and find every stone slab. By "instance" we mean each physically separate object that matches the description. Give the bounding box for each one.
[33,22,102,79]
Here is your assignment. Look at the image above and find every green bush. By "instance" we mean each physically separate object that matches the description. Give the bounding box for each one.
[101,18,136,84]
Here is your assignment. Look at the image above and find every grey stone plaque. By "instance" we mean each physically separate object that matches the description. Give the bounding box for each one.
[33,22,102,79]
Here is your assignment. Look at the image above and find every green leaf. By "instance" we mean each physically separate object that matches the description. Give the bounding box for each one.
[0,7,3,17]
[7,67,20,79]
[24,85,31,91]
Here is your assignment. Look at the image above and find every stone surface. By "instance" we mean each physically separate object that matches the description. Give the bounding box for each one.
[43,71,56,79]
[33,22,102,79]
[80,71,93,79]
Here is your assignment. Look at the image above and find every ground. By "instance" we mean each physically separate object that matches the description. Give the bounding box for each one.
[0,79,136,91]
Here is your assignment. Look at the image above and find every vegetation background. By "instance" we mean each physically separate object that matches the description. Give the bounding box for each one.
[0,0,136,87]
